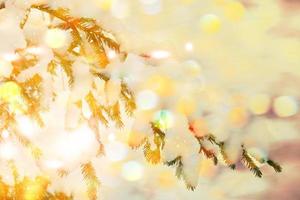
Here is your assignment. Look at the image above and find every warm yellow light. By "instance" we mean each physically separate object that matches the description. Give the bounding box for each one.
[273,96,299,117]
[228,107,248,127]
[158,171,176,188]
[180,0,195,4]
[121,161,144,182]
[150,50,171,59]
[199,159,216,177]
[224,1,245,21]
[200,14,221,34]
[108,133,116,142]
[96,0,113,11]
[127,131,146,148]
[0,81,26,113]
[184,42,194,52]
[184,60,202,76]
[22,177,49,200]
[111,0,130,19]
[0,81,22,102]
[214,0,226,5]
[248,94,271,115]
[145,75,174,96]
[45,28,67,49]
[107,50,117,59]
[176,96,196,115]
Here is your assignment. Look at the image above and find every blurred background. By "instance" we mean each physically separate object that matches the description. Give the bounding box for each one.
[2,0,300,199]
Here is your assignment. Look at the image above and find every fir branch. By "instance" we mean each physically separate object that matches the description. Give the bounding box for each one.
[219,142,235,169]
[11,48,38,77]
[47,60,57,75]
[27,4,120,68]
[165,156,182,167]
[143,140,161,164]
[202,135,235,169]
[68,28,85,55]
[94,72,110,82]
[267,159,282,173]
[197,137,218,165]
[142,122,166,164]
[150,122,165,148]
[86,32,109,67]
[52,52,75,85]
[0,103,13,132]
[242,148,262,178]
[205,134,219,146]
[150,122,165,138]
[107,102,123,128]
[165,156,197,191]
[13,129,42,159]
[81,162,100,200]
[88,117,105,156]
[185,183,196,191]
[85,92,109,126]
[20,74,44,126]
[57,169,69,178]
[200,146,218,165]
[99,30,120,52]
[175,159,184,179]
[120,82,136,116]
[76,17,120,53]
[164,156,184,181]
[20,7,30,28]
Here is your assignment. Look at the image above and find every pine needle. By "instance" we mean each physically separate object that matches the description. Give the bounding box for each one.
[219,142,235,169]
[143,140,161,164]
[107,102,123,128]
[120,82,136,116]
[20,74,44,127]
[165,156,181,167]
[57,169,69,178]
[175,160,183,179]
[81,162,100,200]
[27,4,120,68]
[242,148,262,178]
[95,72,110,82]
[267,159,282,173]
[165,156,196,191]
[13,129,42,159]
[85,92,109,126]
[52,52,74,86]
[11,48,38,76]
